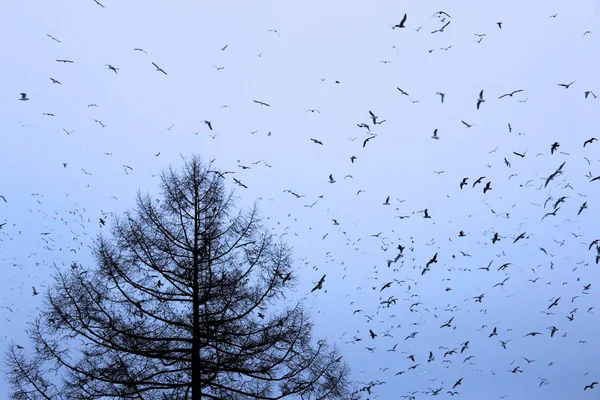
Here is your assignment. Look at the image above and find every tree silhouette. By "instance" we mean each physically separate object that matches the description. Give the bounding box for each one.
[5,155,357,400]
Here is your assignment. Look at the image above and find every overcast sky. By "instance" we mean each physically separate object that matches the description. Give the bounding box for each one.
[1,0,600,398]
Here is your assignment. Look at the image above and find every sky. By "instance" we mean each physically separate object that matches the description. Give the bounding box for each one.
[1,0,600,398]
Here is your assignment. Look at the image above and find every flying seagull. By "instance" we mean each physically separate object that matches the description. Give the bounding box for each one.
[431,129,439,139]
[392,13,407,29]
[46,34,61,43]
[498,89,524,99]
[558,81,575,89]
[253,100,270,106]
[151,62,167,75]
[431,21,451,34]
[19,93,29,101]
[476,90,485,109]
[106,64,119,74]
[133,48,147,54]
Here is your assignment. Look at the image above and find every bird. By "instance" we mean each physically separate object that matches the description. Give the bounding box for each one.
[397,87,409,96]
[583,138,597,147]
[49,78,62,85]
[369,329,377,339]
[151,62,167,75]
[392,14,407,29]
[19,93,29,101]
[497,22,503,28]
[363,136,376,148]
[584,91,597,99]
[578,202,588,215]
[585,382,599,390]
[46,34,61,43]
[551,142,560,154]
[133,48,147,54]
[106,64,119,74]
[431,21,451,34]
[310,138,323,145]
[453,378,463,389]
[56,59,74,63]
[558,81,575,89]
[383,196,390,205]
[368,110,378,124]
[483,182,492,193]
[328,174,336,183]
[460,178,468,189]
[203,121,213,130]
[311,275,326,292]
[476,90,485,110]
[498,89,524,99]
[461,120,473,128]
[436,92,445,103]
[431,129,439,140]
[253,100,270,106]
[32,286,38,296]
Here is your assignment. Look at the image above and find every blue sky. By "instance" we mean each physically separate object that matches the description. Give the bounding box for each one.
[1,0,599,398]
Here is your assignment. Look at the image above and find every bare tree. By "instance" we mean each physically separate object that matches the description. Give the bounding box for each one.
[5,155,358,400]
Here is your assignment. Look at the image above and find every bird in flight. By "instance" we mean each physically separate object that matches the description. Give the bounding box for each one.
[558,80,575,89]
[46,34,61,43]
[461,120,473,128]
[311,274,326,292]
[584,91,597,99]
[583,138,597,147]
[431,21,451,34]
[498,89,524,99]
[476,90,485,110]
[584,382,598,390]
[253,100,270,106]
[436,92,445,103]
[106,64,119,74]
[310,138,323,145]
[19,93,29,101]
[49,78,62,85]
[431,129,439,140]
[392,13,407,29]
[56,59,74,63]
[152,62,167,75]
[133,48,147,54]
[203,120,213,130]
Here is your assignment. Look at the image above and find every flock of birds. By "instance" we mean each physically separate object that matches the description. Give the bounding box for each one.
[2,3,600,399]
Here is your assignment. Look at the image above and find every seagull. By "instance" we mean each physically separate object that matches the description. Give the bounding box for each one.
[497,22,503,29]
[46,34,61,43]
[253,100,270,106]
[203,120,213,130]
[106,64,119,74]
[461,120,473,128]
[584,382,598,390]
[133,48,147,54]
[431,129,439,140]
[583,138,597,147]
[397,87,410,96]
[392,13,407,29]
[431,11,451,18]
[151,62,167,75]
[328,174,336,183]
[19,93,29,101]
[498,89,524,99]
[56,59,74,63]
[584,91,597,99]
[49,78,62,85]
[436,92,445,103]
[476,90,485,110]
[431,21,451,34]
[311,274,326,292]
[558,81,575,89]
